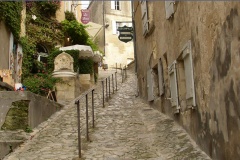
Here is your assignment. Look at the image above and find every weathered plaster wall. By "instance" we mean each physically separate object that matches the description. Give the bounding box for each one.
[0,91,63,129]
[89,1,134,68]
[0,21,10,70]
[88,1,105,54]
[105,13,134,68]
[134,1,240,159]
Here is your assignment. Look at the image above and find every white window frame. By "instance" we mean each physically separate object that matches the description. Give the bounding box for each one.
[111,1,120,10]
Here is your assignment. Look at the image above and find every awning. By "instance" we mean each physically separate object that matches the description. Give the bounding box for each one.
[59,45,94,58]
[93,51,102,62]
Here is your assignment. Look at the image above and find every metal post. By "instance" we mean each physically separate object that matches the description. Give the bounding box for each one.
[86,94,89,141]
[102,81,104,107]
[120,64,122,78]
[108,76,110,98]
[92,89,94,128]
[112,74,114,94]
[116,63,117,73]
[122,68,124,83]
[106,78,108,101]
[75,100,81,158]
[125,65,127,79]
[115,72,117,91]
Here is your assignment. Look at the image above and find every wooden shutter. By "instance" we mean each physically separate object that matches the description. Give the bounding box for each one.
[169,61,180,113]
[158,59,164,96]
[147,69,154,101]
[141,1,149,36]
[165,1,175,19]
[182,45,196,107]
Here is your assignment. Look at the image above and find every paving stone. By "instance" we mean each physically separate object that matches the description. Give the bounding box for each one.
[3,68,211,160]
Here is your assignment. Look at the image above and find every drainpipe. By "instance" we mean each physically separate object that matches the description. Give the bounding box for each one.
[102,0,106,56]
[131,0,137,73]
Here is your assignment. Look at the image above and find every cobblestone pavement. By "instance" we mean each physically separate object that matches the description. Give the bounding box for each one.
[4,67,211,160]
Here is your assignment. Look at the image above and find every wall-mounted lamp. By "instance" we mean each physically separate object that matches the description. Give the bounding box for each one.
[105,23,109,28]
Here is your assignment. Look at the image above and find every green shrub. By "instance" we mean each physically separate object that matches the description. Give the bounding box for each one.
[79,59,94,74]
[65,11,76,21]
[23,73,60,96]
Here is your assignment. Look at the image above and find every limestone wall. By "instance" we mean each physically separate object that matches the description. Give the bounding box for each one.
[133,1,240,159]
[0,91,63,129]
[89,1,134,68]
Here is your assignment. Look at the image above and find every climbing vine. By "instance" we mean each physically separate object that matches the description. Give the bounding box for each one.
[0,1,100,95]
[0,2,22,40]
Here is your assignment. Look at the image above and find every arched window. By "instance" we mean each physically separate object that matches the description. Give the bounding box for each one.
[36,44,48,63]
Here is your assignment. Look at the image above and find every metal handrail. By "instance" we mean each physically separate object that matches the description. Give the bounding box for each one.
[74,87,95,158]
[74,69,125,158]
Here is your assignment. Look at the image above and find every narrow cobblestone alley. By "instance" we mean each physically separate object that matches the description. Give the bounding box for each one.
[4,67,211,160]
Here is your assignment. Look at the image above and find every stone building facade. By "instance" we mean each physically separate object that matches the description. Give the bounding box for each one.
[0,3,25,87]
[88,1,134,68]
[133,1,240,160]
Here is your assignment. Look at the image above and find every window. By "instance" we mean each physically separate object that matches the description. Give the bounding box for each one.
[147,64,160,102]
[111,1,120,10]
[168,41,196,114]
[112,21,132,35]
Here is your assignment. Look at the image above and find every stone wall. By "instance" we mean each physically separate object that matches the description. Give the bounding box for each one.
[0,91,63,129]
[133,1,240,160]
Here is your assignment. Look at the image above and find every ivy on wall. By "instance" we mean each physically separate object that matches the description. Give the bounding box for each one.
[0,1,23,40]
[0,1,99,95]
[25,2,64,48]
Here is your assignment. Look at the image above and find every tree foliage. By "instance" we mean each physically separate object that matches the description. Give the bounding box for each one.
[61,20,89,45]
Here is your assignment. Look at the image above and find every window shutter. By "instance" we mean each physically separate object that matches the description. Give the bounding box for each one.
[147,69,154,101]
[165,1,175,19]
[112,20,117,34]
[68,2,71,12]
[158,59,164,96]
[182,46,196,107]
[169,61,180,113]
[111,1,115,10]
[141,1,149,36]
